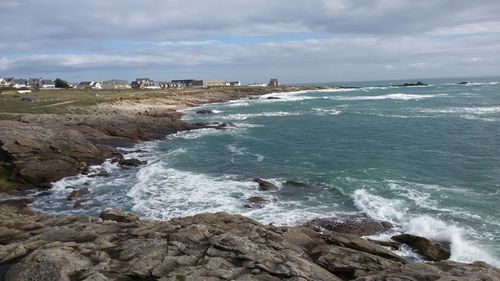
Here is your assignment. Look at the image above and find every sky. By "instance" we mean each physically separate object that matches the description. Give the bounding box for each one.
[1,0,500,84]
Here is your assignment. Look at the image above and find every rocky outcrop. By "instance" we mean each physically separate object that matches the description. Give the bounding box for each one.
[0,204,498,281]
[394,81,428,87]
[392,234,451,262]
[99,208,139,223]
[0,110,195,187]
[305,215,393,236]
[255,178,279,191]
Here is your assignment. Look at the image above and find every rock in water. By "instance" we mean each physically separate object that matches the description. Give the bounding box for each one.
[196,109,214,114]
[67,188,90,200]
[243,196,268,209]
[118,158,145,168]
[100,208,139,223]
[392,234,451,261]
[254,178,279,191]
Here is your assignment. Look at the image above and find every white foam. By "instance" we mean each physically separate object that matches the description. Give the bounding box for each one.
[331,93,445,101]
[222,111,302,120]
[312,108,342,115]
[166,127,241,140]
[353,189,408,223]
[420,106,500,122]
[422,106,500,115]
[227,144,246,156]
[353,188,500,267]
[404,216,499,266]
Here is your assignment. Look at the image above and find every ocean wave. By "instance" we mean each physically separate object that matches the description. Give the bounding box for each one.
[330,93,446,101]
[421,106,500,115]
[463,82,499,86]
[222,111,302,120]
[353,188,499,266]
[312,108,342,116]
[420,106,500,122]
[166,128,224,140]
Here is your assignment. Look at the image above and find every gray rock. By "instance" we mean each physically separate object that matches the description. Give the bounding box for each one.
[67,187,90,199]
[305,215,393,236]
[254,178,279,191]
[243,196,268,209]
[99,208,139,223]
[392,234,451,261]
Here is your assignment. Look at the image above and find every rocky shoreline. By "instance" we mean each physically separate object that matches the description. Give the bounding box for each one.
[1,86,499,280]
[0,86,327,190]
[0,202,498,281]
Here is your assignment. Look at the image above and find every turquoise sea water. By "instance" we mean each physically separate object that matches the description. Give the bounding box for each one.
[33,78,500,266]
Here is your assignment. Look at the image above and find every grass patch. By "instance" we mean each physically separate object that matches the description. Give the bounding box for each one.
[0,165,22,193]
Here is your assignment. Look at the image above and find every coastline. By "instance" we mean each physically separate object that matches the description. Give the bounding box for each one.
[1,86,499,280]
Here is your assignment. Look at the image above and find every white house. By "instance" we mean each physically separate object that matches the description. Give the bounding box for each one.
[11,79,29,89]
[77,81,102,89]
[0,77,13,87]
[42,80,55,88]
[102,80,131,90]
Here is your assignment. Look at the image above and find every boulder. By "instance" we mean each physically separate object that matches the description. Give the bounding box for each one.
[254,178,279,191]
[100,208,139,223]
[392,234,451,261]
[243,197,268,209]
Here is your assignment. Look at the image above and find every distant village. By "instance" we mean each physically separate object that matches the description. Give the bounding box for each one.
[0,77,280,91]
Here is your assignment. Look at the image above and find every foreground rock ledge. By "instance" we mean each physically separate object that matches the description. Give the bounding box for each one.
[0,205,498,281]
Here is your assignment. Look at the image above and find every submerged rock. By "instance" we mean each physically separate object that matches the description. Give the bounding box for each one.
[267,96,281,100]
[67,188,90,200]
[254,178,279,191]
[243,196,268,209]
[392,234,451,261]
[458,81,470,85]
[118,158,145,168]
[394,81,428,87]
[196,109,214,114]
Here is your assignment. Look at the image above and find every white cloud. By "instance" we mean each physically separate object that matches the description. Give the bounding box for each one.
[1,1,500,81]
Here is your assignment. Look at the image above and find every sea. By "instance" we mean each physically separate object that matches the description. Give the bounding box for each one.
[32,77,500,266]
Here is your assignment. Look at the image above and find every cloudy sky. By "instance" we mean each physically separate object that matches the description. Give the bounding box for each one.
[1,0,500,83]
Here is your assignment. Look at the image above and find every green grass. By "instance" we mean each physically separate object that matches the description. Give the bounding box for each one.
[0,87,259,114]
[0,165,22,193]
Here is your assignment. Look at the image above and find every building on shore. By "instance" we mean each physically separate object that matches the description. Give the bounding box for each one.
[102,80,131,90]
[77,81,102,89]
[0,77,14,87]
[11,79,29,89]
[194,80,226,87]
[41,80,55,88]
[171,79,197,88]
[226,81,241,87]
[268,78,280,87]
[132,78,161,90]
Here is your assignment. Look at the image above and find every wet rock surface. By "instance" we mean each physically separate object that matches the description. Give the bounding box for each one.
[392,234,451,262]
[0,204,498,281]
[304,215,393,237]
[255,178,279,191]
